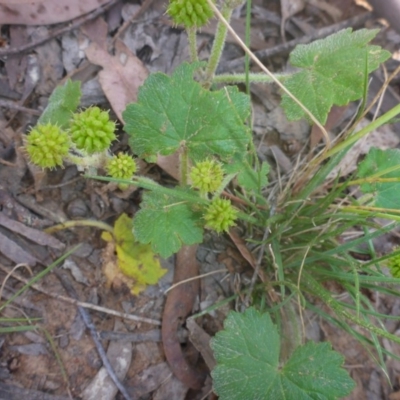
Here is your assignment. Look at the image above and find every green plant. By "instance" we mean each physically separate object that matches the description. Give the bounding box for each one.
[25,123,70,169]
[69,106,116,154]
[24,0,400,397]
[106,153,137,190]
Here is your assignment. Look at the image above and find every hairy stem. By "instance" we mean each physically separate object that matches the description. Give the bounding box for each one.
[187,26,199,63]
[213,72,288,84]
[180,147,189,186]
[204,4,233,87]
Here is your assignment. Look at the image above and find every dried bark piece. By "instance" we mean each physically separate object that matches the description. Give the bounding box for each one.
[0,212,65,250]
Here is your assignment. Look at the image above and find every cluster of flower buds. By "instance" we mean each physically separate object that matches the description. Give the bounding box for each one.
[25,107,136,188]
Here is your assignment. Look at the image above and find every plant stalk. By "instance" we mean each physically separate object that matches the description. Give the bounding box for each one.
[187,26,199,63]
[204,4,233,87]
[180,147,189,186]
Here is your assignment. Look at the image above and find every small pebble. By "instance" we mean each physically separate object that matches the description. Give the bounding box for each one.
[66,198,89,219]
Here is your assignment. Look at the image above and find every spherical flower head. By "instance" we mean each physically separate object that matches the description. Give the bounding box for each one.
[167,0,213,28]
[70,107,116,154]
[25,123,70,169]
[106,153,137,190]
[106,153,137,179]
[190,159,224,193]
[204,198,238,233]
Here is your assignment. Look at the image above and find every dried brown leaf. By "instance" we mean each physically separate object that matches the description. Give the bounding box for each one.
[161,245,206,390]
[85,40,148,122]
[0,0,111,25]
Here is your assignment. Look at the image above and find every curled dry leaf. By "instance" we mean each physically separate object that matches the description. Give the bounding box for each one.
[162,245,206,390]
[0,0,112,25]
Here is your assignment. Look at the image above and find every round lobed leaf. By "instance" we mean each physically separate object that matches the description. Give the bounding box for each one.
[70,106,116,154]
[25,123,70,169]
[190,159,224,193]
[204,198,238,233]
[167,0,213,28]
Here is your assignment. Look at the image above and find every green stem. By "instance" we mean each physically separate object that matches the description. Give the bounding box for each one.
[187,26,199,63]
[237,211,259,225]
[321,103,400,161]
[45,220,114,234]
[347,164,400,186]
[245,0,252,95]
[213,73,288,84]
[180,147,189,186]
[349,177,400,186]
[340,206,400,222]
[66,151,110,170]
[204,4,233,87]
[302,272,400,345]
[88,174,210,205]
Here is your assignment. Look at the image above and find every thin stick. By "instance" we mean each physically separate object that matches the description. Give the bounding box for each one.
[0,263,32,303]
[0,263,161,326]
[0,99,41,115]
[164,268,227,294]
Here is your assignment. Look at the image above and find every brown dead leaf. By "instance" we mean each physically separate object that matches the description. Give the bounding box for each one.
[307,0,342,22]
[102,240,136,293]
[4,26,28,90]
[186,318,215,371]
[228,228,268,283]
[0,0,112,25]
[280,0,305,38]
[309,105,348,151]
[85,39,148,122]
[156,153,181,182]
[81,17,109,50]
[161,245,206,390]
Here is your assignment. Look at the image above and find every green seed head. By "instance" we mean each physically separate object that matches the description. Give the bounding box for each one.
[167,0,213,28]
[106,153,137,190]
[190,159,224,193]
[25,123,70,169]
[106,153,137,179]
[204,198,238,233]
[70,107,116,154]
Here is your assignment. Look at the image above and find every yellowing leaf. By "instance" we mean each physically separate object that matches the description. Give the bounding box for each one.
[102,213,166,295]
